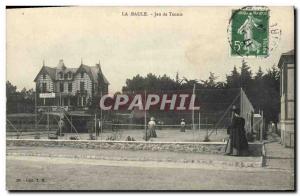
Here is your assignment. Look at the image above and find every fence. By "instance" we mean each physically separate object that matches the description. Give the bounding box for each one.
[6,88,258,142]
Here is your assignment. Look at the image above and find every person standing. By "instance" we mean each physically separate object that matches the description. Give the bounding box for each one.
[225,106,248,156]
[180,119,186,132]
[57,117,65,137]
[97,118,101,136]
[145,117,157,141]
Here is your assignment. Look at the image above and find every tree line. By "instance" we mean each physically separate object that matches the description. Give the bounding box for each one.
[6,60,280,124]
[122,60,280,124]
[7,81,35,114]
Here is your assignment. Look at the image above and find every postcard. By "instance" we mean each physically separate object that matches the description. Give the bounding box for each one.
[6,6,295,191]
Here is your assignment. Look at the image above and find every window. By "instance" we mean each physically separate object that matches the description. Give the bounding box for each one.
[68,72,72,79]
[83,97,86,106]
[60,82,64,92]
[81,72,84,78]
[59,72,63,79]
[64,97,68,106]
[42,73,46,79]
[42,83,47,93]
[68,82,72,92]
[80,82,85,92]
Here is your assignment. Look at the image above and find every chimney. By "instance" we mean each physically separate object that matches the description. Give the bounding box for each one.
[57,59,66,70]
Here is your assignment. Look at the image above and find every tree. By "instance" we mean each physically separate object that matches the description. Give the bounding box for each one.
[251,66,265,109]
[181,78,199,90]
[254,66,264,80]
[120,62,281,124]
[6,81,35,113]
[246,64,280,123]
[201,72,218,88]
[261,65,280,123]
[6,81,17,97]
[122,74,145,92]
[226,66,240,88]
[122,74,179,93]
[175,72,179,83]
[240,59,253,89]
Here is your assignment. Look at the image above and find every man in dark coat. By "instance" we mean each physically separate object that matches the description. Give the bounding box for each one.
[225,106,248,156]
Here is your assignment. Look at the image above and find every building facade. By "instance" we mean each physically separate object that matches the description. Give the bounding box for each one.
[34,59,109,112]
[278,50,295,148]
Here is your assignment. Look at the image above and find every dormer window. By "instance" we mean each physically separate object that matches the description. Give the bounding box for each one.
[81,72,84,78]
[68,72,72,79]
[42,73,46,79]
[42,82,47,93]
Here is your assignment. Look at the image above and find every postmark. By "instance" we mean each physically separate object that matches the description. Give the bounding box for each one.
[228,6,281,58]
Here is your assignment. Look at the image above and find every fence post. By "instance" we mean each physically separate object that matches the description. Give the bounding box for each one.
[144,90,147,141]
[192,84,196,141]
[35,91,37,130]
[198,111,201,131]
[94,113,97,139]
[260,110,264,142]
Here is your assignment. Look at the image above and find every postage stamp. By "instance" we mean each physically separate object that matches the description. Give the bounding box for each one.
[230,8,269,57]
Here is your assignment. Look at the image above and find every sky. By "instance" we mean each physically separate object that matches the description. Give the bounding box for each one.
[6,6,294,93]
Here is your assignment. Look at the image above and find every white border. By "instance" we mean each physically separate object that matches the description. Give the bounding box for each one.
[0,0,298,195]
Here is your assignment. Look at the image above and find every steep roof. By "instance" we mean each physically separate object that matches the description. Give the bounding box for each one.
[91,64,109,84]
[56,67,77,80]
[74,64,109,84]
[34,60,110,85]
[44,66,56,80]
[65,68,77,73]
[33,66,56,82]
[282,50,294,56]
[75,64,95,81]
[278,49,295,68]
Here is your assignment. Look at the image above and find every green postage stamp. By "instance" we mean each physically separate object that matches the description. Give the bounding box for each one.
[230,8,269,57]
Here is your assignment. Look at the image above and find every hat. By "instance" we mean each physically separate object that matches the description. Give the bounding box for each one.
[231,105,240,114]
[150,117,155,121]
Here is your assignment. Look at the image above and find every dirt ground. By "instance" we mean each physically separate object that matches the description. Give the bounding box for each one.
[6,155,294,190]
[6,130,295,191]
[7,128,228,142]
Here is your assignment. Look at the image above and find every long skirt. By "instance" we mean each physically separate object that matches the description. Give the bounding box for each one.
[225,139,249,156]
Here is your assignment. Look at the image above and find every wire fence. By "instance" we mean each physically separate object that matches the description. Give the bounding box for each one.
[6,88,258,142]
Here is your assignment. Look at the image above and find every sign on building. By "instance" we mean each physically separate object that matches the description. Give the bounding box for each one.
[39,93,56,98]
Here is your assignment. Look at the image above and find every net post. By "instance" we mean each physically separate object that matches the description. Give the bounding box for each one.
[198,111,201,132]
[260,110,264,142]
[192,84,196,141]
[99,91,103,141]
[47,107,49,131]
[144,90,147,141]
[94,113,97,140]
[240,88,243,116]
[198,111,201,141]
[35,91,37,130]
[70,115,72,133]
